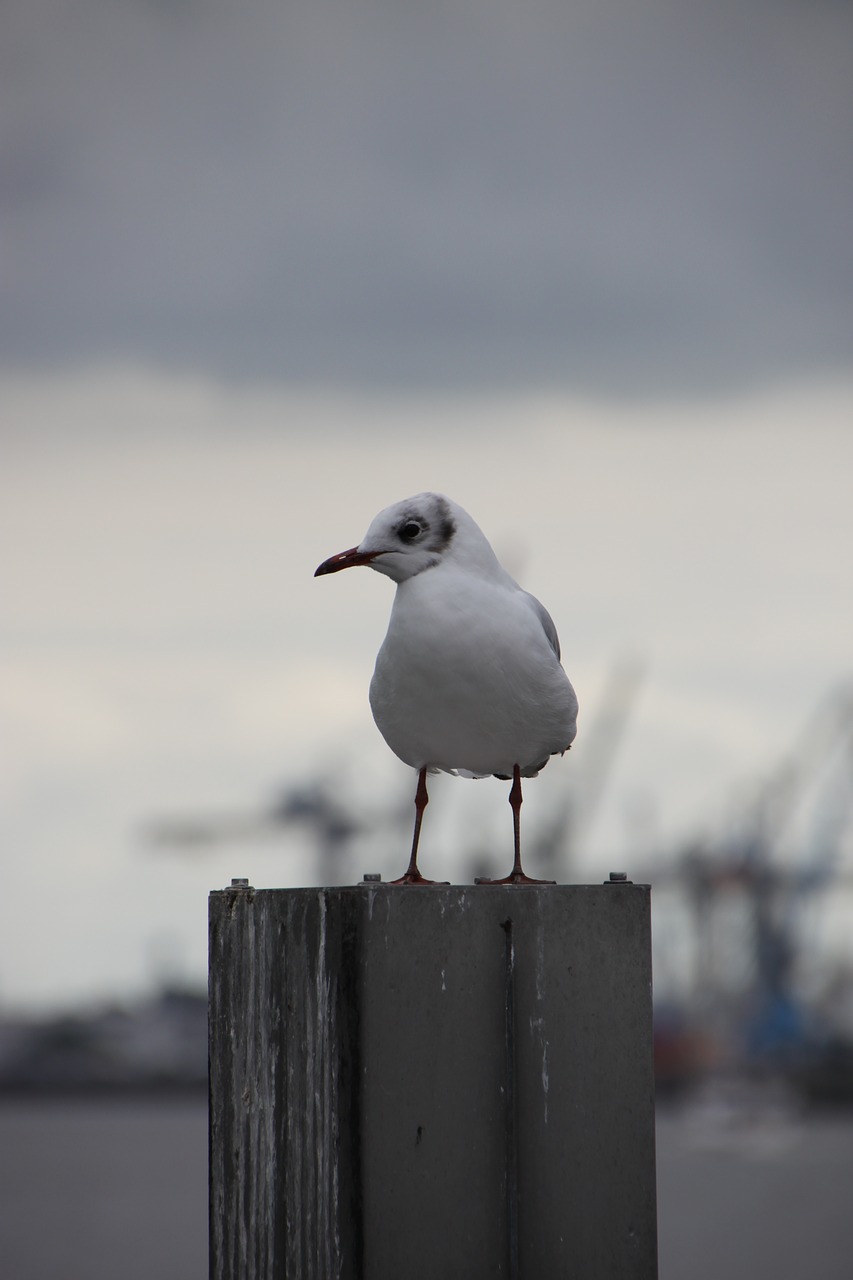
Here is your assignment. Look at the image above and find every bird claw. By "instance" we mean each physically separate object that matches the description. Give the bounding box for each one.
[389,871,450,886]
[474,871,556,886]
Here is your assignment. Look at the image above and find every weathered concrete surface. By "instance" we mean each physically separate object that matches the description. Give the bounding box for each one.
[209,883,657,1279]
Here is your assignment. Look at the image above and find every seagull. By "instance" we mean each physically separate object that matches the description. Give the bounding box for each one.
[315,493,578,885]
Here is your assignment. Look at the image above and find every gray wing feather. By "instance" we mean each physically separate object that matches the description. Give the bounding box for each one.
[523,591,561,660]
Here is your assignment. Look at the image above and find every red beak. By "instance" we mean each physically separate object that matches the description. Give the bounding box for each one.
[314,546,380,577]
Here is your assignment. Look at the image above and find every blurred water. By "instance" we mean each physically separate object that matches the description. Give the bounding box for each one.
[0,1098,207,1280]
[1,1096,852,1278]
[656,1106,853,1280]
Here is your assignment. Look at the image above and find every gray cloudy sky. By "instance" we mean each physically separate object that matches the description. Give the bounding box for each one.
[3,0,852,390]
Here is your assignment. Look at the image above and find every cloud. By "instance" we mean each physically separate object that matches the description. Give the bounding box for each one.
[2,0,852,390]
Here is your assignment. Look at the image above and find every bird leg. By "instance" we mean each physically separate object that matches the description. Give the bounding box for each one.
[476,765,556,886]
[390,767,447,885]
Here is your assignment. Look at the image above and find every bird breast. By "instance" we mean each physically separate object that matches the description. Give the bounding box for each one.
[368,569,578,777]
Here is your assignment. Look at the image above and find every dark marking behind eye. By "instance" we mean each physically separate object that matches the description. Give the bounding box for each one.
[434,497,456,550]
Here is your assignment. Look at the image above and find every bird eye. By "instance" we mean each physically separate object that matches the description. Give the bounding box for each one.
[399,520,422,542]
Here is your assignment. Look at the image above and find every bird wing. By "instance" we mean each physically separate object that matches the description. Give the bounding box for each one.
[522,591,562,661]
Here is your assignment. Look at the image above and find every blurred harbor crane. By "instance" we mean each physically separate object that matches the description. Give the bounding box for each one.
[651,680,853,1087]
[531,656,645,880]
[144,775,410,885]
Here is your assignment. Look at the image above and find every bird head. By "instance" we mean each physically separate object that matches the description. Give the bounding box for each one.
[315,492,499,584]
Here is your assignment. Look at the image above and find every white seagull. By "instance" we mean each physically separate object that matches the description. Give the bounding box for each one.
[315,493,578,885]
